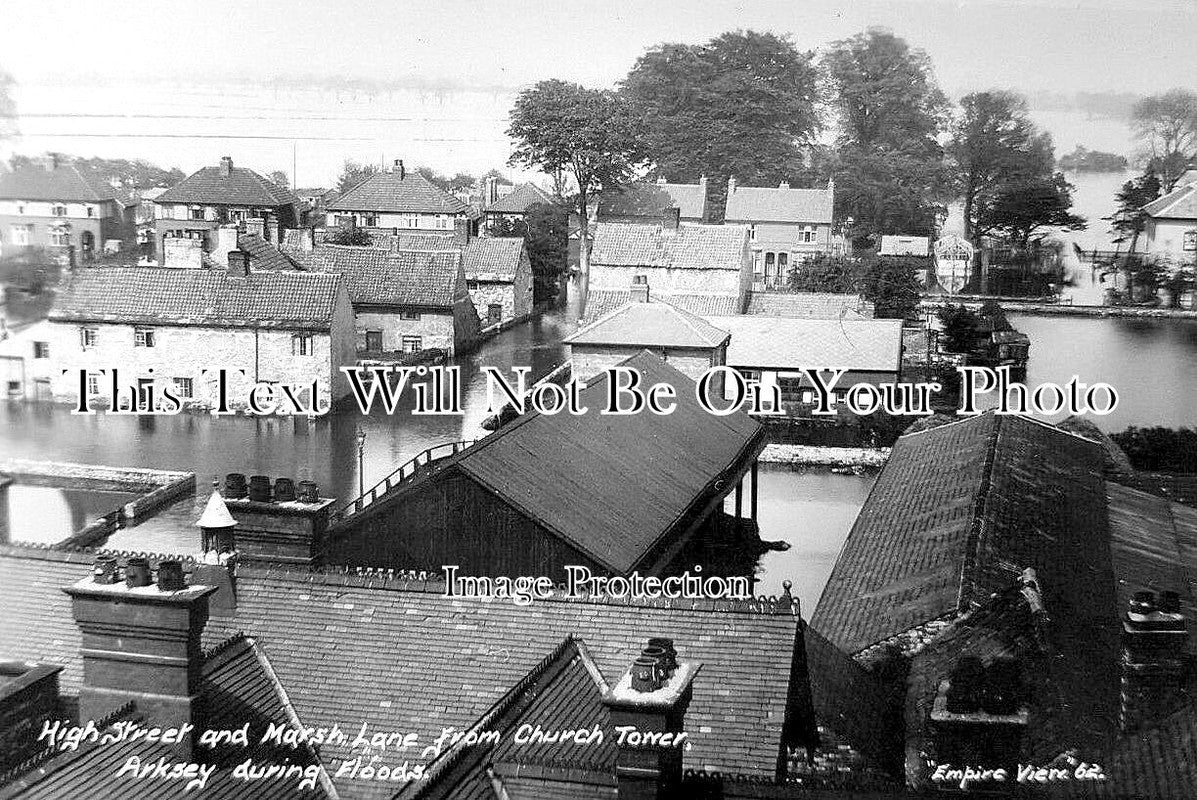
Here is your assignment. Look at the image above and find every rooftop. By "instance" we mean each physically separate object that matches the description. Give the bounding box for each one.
[155,158,298,208]
[705,315,904,373]
[328,169,480,218]
[462,236,527,282]
[725,183,833,225]
[745,291,874,320]
[590,221,749,272]
[0,163,122,204]
[582,288,742,323]
[285,244,461,308]
[484,182,557,215]
[565,298,730,350]
[1143,180,1197,220]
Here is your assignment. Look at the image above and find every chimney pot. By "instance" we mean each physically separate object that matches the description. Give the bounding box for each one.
[124,557,152,588]
[248,475,273,503]
[157,560,186,592]
[274,477,297,502]
[226,250,250,278]
[92,554,119,585]
[397,159,406,179]
[224,473,248,499]
[298,480,321,503]
[1158,590,1182,615]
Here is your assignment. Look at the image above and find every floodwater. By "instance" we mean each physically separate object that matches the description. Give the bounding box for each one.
[0,484,137,545]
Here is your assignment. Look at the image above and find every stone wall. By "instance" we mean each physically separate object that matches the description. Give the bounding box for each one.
[355,309,457,354]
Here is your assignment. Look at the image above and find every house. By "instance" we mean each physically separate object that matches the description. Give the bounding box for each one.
[724,177,837,289]
[284,227,480,357]
[0,319,56,400]
[565,278,730,384]
[461,236,533,327]
[481,179,556,228]
[293,186,337,211]
[153,156,301,259]
[325,352,767,582]
[42,261,355,409]
[586,218,752,321]
[0,157,136,263]
[745,291,875,319]
[134,186,166,260]
[325,159,481,235]
[1138,174,1197,257]
[597,176,709,224]
[161,220,301,272]
[704,315,904,415]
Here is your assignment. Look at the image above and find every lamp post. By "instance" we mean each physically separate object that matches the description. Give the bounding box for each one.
[355,427,367,498]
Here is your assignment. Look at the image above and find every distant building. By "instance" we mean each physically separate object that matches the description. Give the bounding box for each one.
[42,262,355,409]
[565,278,729,383]
[723,177,837,289]
[586,219,753,320]
[325,159,481,236]
[597,176,709,224]
[153,156,302,259]
[293,186,338,211]
[0,319,56,400]
[481,180,556,228]
[0,157,136,263]
[1139,176,1197,257]
[704,315,904,415]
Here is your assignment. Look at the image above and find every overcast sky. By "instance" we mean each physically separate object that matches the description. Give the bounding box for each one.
[2,0,1195,95]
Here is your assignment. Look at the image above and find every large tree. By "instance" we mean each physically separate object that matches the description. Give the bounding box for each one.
[336,159,380,194]
[268,170,290,190]
[1111,170,1162,250]
[823,28,951,244]
[621,30,822,218]
[507,80,646,275]
[1131,89,1197,192]
[788,253,921,319]
[986,174,1085,247]
[947,91,1055,245]
[489,202,569,302]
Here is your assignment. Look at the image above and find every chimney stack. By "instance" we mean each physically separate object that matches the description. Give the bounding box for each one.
[219,156,233,178]
[778,181,790,190]
[63,557,218,753]
[660,207,680,233]
[484,176,499,207]
[1119,589,1188,732]
[394,159,406,179]
[631,275,650,304]
[0,662,64,773]
[244,217,266,239]
[727,175,737,196]
[216,223,240,267]
[602,639,701,800]
[265,215,279,245]
[220,472,333,568]
[453,216,471,248]
[227,250,250,278]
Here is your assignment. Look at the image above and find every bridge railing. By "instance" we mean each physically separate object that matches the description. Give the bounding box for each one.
[332,440,476,523]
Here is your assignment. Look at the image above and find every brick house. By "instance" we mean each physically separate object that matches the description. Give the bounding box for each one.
[325,159,481,235]
[42,261,355,410]
[0,158,136,263]
[153,156,301,260]
[597,176,709,223]
[724,177,838,289]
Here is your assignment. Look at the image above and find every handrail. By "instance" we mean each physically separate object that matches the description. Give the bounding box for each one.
[333,440,475,521]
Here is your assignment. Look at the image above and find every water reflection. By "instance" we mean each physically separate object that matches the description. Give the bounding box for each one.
[0,484,137,545]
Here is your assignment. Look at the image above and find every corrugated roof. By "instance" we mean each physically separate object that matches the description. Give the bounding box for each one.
[590,222,749,272]
[48,265,343,330]
[287,244,460,308]
[582,289,741,323]
[328,170,478,217]
[155,163,298,208]
[598,181,707,221]
[1143,181,1197,220]
[725,185,833,224]
[0,164,118,203]
[745,292,874,320]
[566,299,729,349]
[705,316,903,372]
[812,414,1110,655]
[485,182,556,215]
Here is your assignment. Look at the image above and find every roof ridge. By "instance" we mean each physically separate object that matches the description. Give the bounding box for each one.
[957,414,1003,612]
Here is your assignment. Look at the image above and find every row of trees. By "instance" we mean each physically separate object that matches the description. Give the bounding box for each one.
[506,27,1086,273]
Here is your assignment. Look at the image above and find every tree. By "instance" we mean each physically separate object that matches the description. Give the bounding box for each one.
[1131,89,1197,192]
[0,67,15,143]
[1111,170,1162,249]
[937,304,980,354]
[621,30,822,218]
[1057,146,1128,173]
[986,174,1086,247]
[337,160,380,194]
[823,28,951,244]
[787,253,920,319]
[947,91,1055,246]
[416,166,475,194]
[507,80,647,276]
[487,203,568,302]
[326,227,372,246]
[268,170,290,190]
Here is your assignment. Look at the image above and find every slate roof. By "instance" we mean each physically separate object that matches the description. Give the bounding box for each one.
[0,163,120,203]
[463,237,527,282]
[566,298,730,349]
[811,414,1111,655]
[745,292,875,320]
[328,170,479,218]
[598,181,707,221]
[484,182,556,215]
[725,185,833,225]
[286,244,460,308]
[48,266,343,330]
[590,222,749,272]
[0,547,807,799]
[155,164,298,208]
[1143,181,1197,220]
[582,288,742,323]
[705,316,903,373]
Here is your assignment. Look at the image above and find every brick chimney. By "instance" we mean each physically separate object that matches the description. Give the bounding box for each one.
[0,662,63,772]
[265,216,279,245]
[660,207,680,234]
[1119,589,1188,732]
[602,640,701,800]
[631,275,650,304]
[483,176,499,207]
[215,223,240,267]
[727,175,737,196]
[778,181,790,190]
[63,557,217,752]
[453,216,471,248]
[220,473,333,568]
[394,159,406,179]
[219,156,233,178]
[227,250,250,278]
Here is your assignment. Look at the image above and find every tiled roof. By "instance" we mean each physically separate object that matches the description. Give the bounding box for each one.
[565,299,730,349]
[463,237,526,282]
[328,170,478,217]
[745,292,874,320]
[1143,181,1197,220]
[812,414,1111,655]
[442,352,764,572]
[155,164,298,208]
[0,164,119,203]
[48,265,343,330]
[286,244,460,308]
[598,181,707,221]
[1094,702,1197,798]
[705,316,904,372]
[237,232,300,272]
[484,182,556,215]
[590,222,749,272]
[377,231,458,251]
[725,185,833,224]
[582,289,741,323]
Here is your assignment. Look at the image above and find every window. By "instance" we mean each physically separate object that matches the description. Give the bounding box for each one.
[7,380,21,395]
[399,310,420,321]
[32,341,49,359]
[173,377,193,398]
[87,206,95,218]
[487,304,503,325]
[10,225,32,246]
[190,206,206,221]
[49,230,70,247]
[466,280,479,291]
[401,336,423,353]
[86,374,100,396]
[363,214,378,227]
[798,226,817,244]
[16,204,24,214]
[229,209,246,223]
[79,327,97,350]
[292,334,314,356]
[435,214,450,230]
[365,330,383,352]
[402,214,419,228]
[749,224,756,241]
[52,204,67,217]
[134,327,156,348]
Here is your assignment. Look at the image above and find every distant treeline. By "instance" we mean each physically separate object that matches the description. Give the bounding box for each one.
[1058,145,1129,173]
[1111,426,1197,473]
